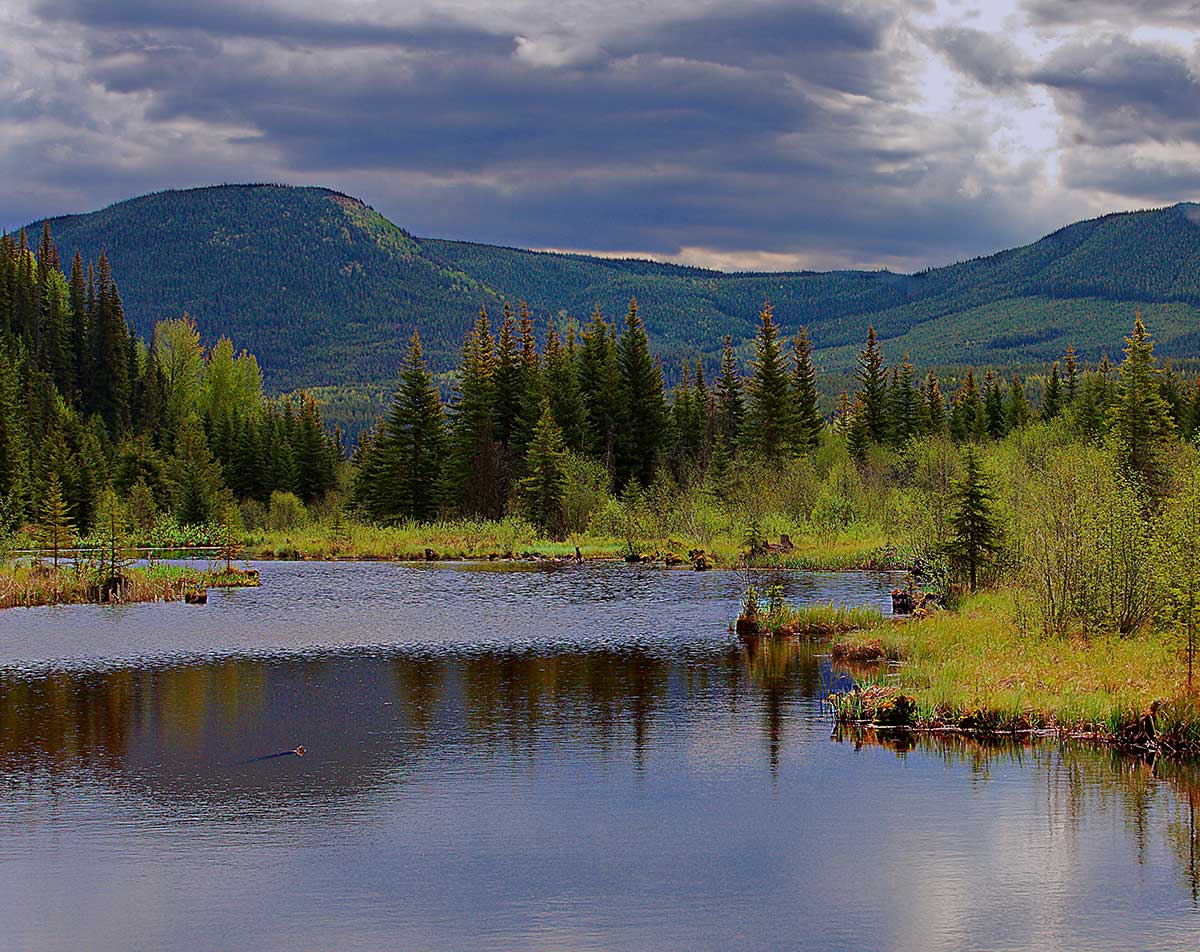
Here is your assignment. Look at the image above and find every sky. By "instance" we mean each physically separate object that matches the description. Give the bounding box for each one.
[2,0,1199,272]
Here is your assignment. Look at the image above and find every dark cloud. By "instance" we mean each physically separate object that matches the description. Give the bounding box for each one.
[931,26,1029,89]
[36,0,514,53]
[1031,36,1200,146]
[1061,148,1200,200]
[2,0,1191,271]
[1023,0,1200,28]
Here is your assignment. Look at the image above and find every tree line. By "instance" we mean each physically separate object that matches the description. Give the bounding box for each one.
[0,224,340,540]
[358,292,1198,535]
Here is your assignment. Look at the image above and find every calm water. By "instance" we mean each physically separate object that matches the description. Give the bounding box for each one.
[1,561,1199,952]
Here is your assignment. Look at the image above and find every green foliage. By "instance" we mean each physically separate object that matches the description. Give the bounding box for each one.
[946,447,1003,591]
[268,491,307,531]
[517,400,570,537]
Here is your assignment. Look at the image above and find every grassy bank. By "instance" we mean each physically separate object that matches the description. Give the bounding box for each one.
[822,591,1200,755]
[0,562,260,610]
[237,517,898,570]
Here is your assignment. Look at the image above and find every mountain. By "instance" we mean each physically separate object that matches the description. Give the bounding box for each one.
[31,185,1200,396]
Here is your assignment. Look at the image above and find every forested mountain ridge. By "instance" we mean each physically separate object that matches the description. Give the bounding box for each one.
[28,186,1200,395]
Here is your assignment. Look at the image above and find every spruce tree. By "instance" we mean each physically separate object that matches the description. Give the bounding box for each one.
[90,252,130,432]
[448,307,503,516]
[950,369,983,442]
[518,399,569,537]
[853,325,888,445]
[359,330,446,523]
[789,328,822,453]
[921,371,947,435]
[579,305,620,469]
[37,472,75,574]
[1006,373,1031,431]
[715,335,745,448]
[615,297,666,486]
[888,352,919,446]
[983,371,1007,439]
[1109,316,1176,497]
[946,446,1002,591]
[493,302,522,448]
[545,319,587,453]
[1042,362,1063,420]
[744,301,791,459]
[1063,344,1080,405]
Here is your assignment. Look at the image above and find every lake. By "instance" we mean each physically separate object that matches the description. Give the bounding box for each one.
[1,561,1198,951]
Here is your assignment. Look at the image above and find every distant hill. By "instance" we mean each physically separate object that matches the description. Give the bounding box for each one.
[31,185,1200,396]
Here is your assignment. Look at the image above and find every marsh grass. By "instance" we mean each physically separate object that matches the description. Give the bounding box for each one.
[0,562,215,609]
[765,601,887,637]
[239,515,893,569]
[825,589,1200,754]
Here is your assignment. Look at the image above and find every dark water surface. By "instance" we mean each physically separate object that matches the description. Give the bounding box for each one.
[1,562,1199,952]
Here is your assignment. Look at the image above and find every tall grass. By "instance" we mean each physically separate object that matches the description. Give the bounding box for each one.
[824,589,1200,754]
[0,563,239,609]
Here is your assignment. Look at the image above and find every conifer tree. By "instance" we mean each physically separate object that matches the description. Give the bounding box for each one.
[0,349,28,524]
[789,328,822,453]
[545,319,587,453]
[853,325,888,445]
[37,472,74,575]
[1042,362,1063,420]
[615,297,665,486]
[920,371,947,435]
[518,399,569,537]
[1109,316,1175,497]
[715,335,745,448]
[947,446,1002,591]
[983,371,1007,439]
[669,359,705,476]
[744,301,791,459]
[448,306,503,515]
[359,330,446,523]
[1006,373,1031,431]
[90,251,130,432]
[579,305,620,469]
[68,251,89,395]
[888,352,919,446]
[493,302,522,448]
[950,369,983,442]
[1063,344,1080,405]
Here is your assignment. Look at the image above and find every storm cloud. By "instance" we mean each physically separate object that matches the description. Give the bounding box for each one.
[2,0,1199,270]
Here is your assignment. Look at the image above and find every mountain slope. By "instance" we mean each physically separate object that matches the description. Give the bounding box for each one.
[32,186,1200,393]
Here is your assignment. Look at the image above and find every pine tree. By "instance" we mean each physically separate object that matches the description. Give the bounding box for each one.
[615,297,666,486]
[1006,373,1031,431]
[921,371,947,435]
[358,330,446,522]
[983,371,1007,439]
[789,328,822,453]
[715,335,745,448]
[518,399,569,537]
[950,369,983,442]
[888,352,919,446]
[37,472,75,575]
[1109,316,1176,497]
[90,251,130,432]
[853,325,888,445]
[493,302,522,448]
[0,348,28,526]
[946,446,1002,591]
[1042,362,1063,420]
[545,319,587,453]
[579,305,620,469]
[448,306,503,516]
[1063,344,1080,405]
[744,301,791,459]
